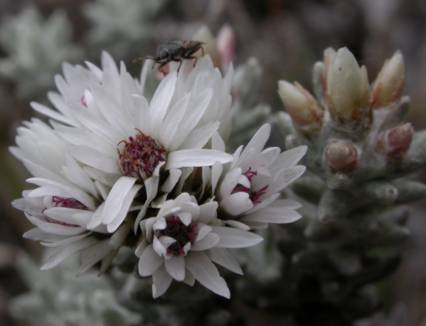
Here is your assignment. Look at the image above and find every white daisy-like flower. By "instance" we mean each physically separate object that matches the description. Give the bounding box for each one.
[31,52,234,233]
[10,119,127,272]
[207,124,307,229]
[136,193,262,298]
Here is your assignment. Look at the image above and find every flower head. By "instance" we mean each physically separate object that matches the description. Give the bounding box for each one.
[137,193,262,298]
[206,124,306,229]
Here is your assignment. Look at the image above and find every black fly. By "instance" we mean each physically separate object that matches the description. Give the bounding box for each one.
[138,40,205,72]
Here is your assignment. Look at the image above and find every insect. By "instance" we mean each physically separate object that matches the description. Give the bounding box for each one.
[139,40,205,72]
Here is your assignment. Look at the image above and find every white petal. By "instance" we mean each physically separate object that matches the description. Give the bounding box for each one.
[186,252,230,298]
[165,256,186,281]
[242,205,302,224]
[220,192,253,216]
[152,266,173,298]
[209,248,243,275]
[138,245,163,276]
[166,149,232,169]
[212,226,263,248]
[103,177,137,224]
[198,201,218,224]
[276,146,307,168]
[192,233,220,251]
[238,124,271,164]
[150,72,177,131]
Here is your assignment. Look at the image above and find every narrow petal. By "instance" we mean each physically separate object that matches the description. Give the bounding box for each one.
[186,252,230,298]
[192,233,220,251]
[209,248,243,275]
[152,266,173,298]
[166,149,232,169]
[138,245,163,277]
[165,256,186,281]
[212,226,263,248]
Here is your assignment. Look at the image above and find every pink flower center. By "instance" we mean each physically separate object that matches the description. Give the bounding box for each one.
[157,215,198,256]
[232,167,268,204]
[118,131,167,180]
[44,196,87,227]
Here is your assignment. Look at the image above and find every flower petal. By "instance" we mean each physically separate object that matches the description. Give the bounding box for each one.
[186,252,230,298]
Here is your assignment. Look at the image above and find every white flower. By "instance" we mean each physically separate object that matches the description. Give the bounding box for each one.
[137,193,262,298]
[31,52,233,232]
[210,124,306,229]
[10,119,126,272]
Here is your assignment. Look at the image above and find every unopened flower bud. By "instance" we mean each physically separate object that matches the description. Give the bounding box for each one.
[217,24,235,67]
[326,48,370,126]
[376,123,413,160]
[371,51,405,109]
[325,140,359,173]
[278,80,323,131]
[193,26,220,67]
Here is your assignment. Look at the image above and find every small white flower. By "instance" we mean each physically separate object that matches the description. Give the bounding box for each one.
[137,193,262,298]
[10,119,126,272]
[31,52,233,232]
[211,124,306,229]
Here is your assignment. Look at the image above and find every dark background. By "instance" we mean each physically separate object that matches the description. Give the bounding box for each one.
[0,0,425,325]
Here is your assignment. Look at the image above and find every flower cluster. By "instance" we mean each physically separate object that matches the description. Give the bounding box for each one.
[11,52,306,298]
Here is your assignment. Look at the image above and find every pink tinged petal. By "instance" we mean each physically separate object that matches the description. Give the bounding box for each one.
[178,212,192,226]
[43,207,90,227]
[26,177,96,210]
[192,233,220,251]
[212,226,263,248]
[221,192,253,216]
[209,248,243,275]
[152,266,173,298]
[150,72,178,131]
[26,214,83,236]
[138,245,163,277]
[186,252,230,298]
[102,177,137,224]
[165,256,186,281]
[166,149,233,169]
[245,193,280,214]
[238,124,271,164]
[241,206,302,224]
[219,168,243,198]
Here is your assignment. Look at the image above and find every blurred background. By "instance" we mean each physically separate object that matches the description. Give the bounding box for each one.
[0,0,425,325]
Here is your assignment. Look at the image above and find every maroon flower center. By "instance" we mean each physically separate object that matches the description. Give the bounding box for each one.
[156,215,198,256]
[44,196,87,227]
[118,131,167,180]
[232,167,268,204]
